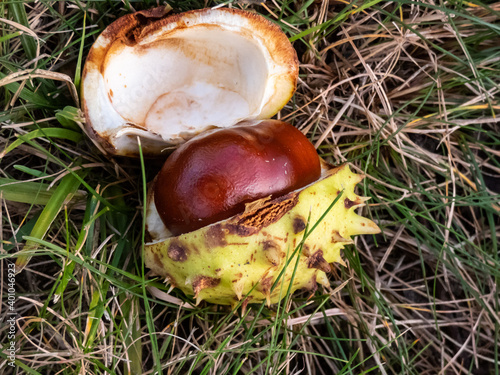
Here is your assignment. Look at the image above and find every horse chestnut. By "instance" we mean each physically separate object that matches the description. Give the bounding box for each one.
[154,120,321,236]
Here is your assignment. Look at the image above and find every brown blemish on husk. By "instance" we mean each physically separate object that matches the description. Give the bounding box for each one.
[192,275,220,297]
[307,250,332,273]
[205,224,227,248]
[262,240,279,251]
[292,216,306,234]
[259,276,273,295]
[261,240,282,266]
[302,244,311,257]
[167,240,188,262]
[344,198,355,209]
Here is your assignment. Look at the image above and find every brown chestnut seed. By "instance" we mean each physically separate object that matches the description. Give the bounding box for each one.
[154,120,321,236]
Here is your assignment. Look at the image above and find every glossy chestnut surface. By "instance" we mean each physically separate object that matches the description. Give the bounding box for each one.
[154,120,321,236]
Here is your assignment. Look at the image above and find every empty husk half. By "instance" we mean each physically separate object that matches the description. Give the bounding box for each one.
[82,7,298,156]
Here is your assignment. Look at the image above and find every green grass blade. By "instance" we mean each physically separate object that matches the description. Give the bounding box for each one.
[1,128,83,158]
[8,2,37,61]
[0,178,79,205]
[0,31,21,43]
[53,193,101,302]
[12,165,52,180]
[55,106,84,131]
[15,169,86,271]
[74,12,86,91]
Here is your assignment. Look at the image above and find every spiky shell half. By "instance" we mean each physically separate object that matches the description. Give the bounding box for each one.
[82,7,298,156]
[145,164,380,306]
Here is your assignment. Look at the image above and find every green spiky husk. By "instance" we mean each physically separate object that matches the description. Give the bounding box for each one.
[145,164,380,306]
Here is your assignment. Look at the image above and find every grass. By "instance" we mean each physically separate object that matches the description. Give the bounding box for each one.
[0,0,499,374]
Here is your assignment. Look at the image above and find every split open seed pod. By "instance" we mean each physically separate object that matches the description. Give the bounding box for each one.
[82,7,380,307]
[82,7,298,156]
[146,162,380,307]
